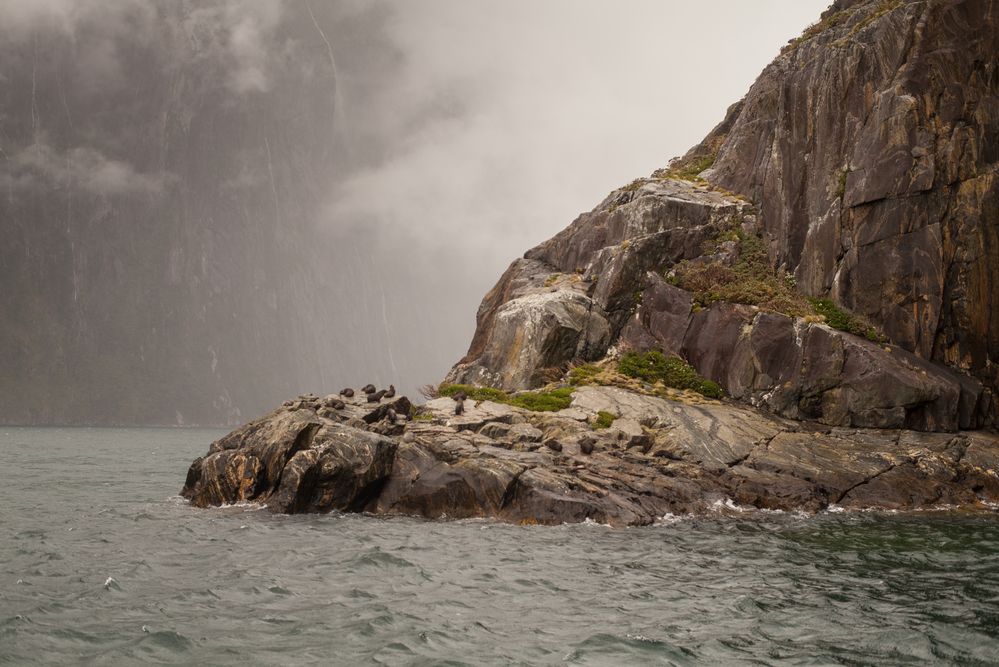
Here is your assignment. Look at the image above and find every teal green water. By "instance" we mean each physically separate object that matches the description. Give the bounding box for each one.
[2,427,999,665]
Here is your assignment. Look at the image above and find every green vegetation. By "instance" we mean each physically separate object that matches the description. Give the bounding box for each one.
[507,387,574,412]
[655,152,717,182]
[617,351,724,399]
[784,8,854,51]
[568,364,602,386]
[594,411,616,430]
[834,168,849,199]
[848,0,902,37]
[437,384,575,412]
[808,298,886,343]
[620,178,646,192]
[668,229,812,317]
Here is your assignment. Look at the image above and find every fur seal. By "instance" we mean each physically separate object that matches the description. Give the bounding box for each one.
[545,439,563,453]
[340,388,355,398]
[362,384,377,394]
[367,389,387,403]
[452,391,467,415]
[578,437,595,455]
[384,384,396,399]
[331,399,346,410]
[386,407,398,422]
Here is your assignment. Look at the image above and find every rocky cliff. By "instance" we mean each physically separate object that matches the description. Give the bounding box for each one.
[449,0,997,432]
[182,0,999,522]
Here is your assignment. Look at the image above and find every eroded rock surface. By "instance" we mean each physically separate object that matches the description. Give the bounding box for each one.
[182,388,999,525]
[447,0,998,430]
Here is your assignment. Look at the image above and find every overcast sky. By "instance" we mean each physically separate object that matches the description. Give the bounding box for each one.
[328,0,831,259]
[320,0,832,380]
[0,0,835,407]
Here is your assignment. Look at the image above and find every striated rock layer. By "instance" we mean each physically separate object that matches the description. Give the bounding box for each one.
[449,0,998,430]
[182,390,999,525]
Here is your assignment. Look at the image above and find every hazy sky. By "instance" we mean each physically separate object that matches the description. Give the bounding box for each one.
[329,0,831,260]
[0,0,835,417]
[322,0,832,381]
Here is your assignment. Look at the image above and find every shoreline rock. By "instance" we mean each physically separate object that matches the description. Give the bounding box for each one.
[181,387,999,525]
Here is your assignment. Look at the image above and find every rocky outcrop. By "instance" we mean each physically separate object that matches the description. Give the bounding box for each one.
[448,180,751,389]
[182,388,999,524]
[449,0,998,430]
[184,0,999,524]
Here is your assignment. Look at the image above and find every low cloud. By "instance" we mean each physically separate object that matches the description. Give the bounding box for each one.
[0,0,289,96]
[7,143,173,196]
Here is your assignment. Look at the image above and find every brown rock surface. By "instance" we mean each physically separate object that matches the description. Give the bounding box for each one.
[182,388,999,525]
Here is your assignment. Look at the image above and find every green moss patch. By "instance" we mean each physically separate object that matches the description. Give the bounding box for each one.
[593,411,616,430]
[808,298,886,343]
[568,364,603,386]
[437,384,574,413]
[618,351,724,399]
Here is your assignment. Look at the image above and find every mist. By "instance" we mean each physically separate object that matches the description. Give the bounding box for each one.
[0,0,828,425]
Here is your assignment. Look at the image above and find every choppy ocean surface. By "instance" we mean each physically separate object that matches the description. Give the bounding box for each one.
[3,427,999,666]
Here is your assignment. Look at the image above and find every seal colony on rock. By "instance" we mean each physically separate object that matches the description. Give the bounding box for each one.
[181,0,999,524]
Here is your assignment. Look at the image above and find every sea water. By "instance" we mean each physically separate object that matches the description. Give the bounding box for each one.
[2,427,999,665]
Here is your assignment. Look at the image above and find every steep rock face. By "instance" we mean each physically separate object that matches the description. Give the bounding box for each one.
[449,0,997,430]
[694,0,999,411]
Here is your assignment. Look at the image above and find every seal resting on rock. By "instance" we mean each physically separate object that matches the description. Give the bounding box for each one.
[578,437,595,455]
[545,439,563,453]
[453,391,467,416]
[362,384,376,395]
[330,399,346,410]
[367,390,387,403]
[339,388,354,398]
[384,384,396,399]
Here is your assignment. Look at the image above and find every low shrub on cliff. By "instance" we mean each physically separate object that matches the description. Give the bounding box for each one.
[807,298,886,343]
[668,230,812,317]
[654,152,717,182]
[568,364,603,385]
[618,351,724,399]
[437,384,574,412]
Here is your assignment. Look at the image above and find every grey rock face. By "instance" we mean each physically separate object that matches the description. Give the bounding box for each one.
[691,0,999,418]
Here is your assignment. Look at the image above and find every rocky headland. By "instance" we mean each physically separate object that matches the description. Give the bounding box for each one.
[182,0,999,523]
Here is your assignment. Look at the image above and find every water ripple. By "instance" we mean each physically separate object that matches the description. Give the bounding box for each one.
[2,427,999,664]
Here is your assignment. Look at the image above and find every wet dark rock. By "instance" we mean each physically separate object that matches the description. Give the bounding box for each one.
[181,387,999,524]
